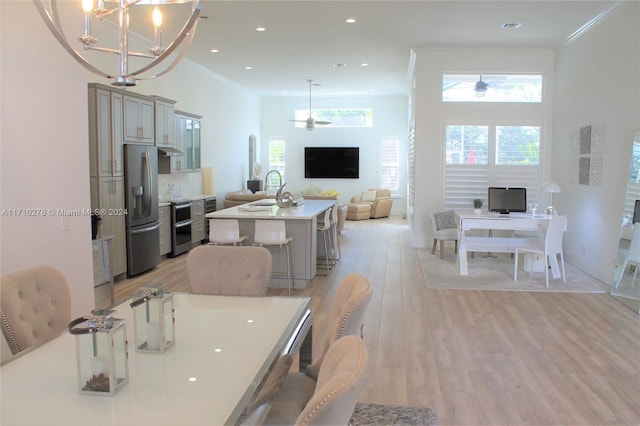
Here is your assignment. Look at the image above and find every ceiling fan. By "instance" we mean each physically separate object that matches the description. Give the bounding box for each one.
[289,79,331,131]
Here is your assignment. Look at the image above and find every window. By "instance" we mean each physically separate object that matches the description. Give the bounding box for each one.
[442,74,542,103]
[267,139,285,191]
[381,138,400,192]
[293,108,373,128]
[444,123,541,209]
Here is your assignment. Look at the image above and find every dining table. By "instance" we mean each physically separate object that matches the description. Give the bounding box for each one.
[0,292,312,426]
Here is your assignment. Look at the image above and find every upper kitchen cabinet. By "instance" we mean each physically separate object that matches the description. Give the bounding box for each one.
[160,111,202,174]
[88,84,123,177]
[154,96,176,148]
[185,115,201,171]
[123,94,154,145]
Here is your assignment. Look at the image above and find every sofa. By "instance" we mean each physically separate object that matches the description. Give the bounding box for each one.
[223,190,272,208]
[347,189,393,220]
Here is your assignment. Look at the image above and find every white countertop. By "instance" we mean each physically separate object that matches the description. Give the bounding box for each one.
[206,199,335,220]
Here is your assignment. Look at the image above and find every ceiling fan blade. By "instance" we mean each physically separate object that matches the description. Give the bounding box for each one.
[315,121,331,125]
[288,119,307,123]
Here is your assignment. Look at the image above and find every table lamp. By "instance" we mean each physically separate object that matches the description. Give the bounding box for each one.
[542,181,561,215]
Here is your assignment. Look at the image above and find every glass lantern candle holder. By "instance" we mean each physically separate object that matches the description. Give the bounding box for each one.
[130,284,175,353]
[68,310,129,396]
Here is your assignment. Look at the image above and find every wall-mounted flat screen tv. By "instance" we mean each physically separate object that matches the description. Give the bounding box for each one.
[488,187,527,214]
[305,147,359,179]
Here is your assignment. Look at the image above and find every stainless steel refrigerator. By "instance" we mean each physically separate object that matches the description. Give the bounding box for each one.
[124,144,160,276]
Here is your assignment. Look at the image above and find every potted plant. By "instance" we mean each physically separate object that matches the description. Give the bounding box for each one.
[473,199,483,214]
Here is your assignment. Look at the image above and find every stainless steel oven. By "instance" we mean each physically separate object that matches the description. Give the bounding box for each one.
[169,200,192,257]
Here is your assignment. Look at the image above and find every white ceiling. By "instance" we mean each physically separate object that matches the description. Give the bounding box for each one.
[180,0,616,97]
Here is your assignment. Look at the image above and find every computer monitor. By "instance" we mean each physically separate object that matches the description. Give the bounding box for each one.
[488,187,527,214]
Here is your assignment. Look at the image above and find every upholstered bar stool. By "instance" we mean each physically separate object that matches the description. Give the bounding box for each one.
[254,220,294,295]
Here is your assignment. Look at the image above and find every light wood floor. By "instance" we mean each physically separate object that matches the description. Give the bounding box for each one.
[105,217,640,425]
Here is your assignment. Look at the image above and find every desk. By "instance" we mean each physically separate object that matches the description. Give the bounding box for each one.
[206,199,336,289]
[457,212,558,276]
[1,293,312,426]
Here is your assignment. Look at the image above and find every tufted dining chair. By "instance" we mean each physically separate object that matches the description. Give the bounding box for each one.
[264,335,369,425]
[187,245,272,296]
[262,273,373,420]
[430,210,459,259]
[0,265,71,364]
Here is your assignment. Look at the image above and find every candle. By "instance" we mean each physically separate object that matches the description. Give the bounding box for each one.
[91,355,108,376]
[147,320,161,351]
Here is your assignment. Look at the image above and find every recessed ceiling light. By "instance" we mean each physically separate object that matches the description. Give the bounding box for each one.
[360,63,369,67]
[209,49,219,53]
[245,66,253,70]
[256,26,266,32]
[333,63,346,68]
[345,18,356,24]
[501,22,522,29]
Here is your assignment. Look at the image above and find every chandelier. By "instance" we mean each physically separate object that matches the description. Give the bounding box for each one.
[33,0,201,87]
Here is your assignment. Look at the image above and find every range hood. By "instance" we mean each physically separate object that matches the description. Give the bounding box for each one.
[158,146,183,156]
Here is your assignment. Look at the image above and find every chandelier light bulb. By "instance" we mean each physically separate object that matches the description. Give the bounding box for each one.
[152,7,163,28]
[82,0,93,13]
[151,6,164,56]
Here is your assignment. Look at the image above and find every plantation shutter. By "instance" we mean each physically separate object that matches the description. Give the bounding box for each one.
[381,138,400,192]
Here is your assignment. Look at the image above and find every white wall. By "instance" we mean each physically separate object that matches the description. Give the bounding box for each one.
[411,48,555,247]
[260,95,408,211]
[0,2,259,317]
[552,1,640,284]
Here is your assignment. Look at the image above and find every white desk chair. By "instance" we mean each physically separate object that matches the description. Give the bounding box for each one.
[430,211,458,259]
[254,220,294,295]
[514,215,567,288]
[208,219,248,246]
[317,208,333,274]
[615,222,640,288]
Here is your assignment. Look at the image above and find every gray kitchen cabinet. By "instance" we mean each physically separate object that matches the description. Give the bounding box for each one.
[185,116,201,171]
[191,199,205,245]
[123,94,154,145]
[154,97,176,148]
[90,177,127,277]
[171,113,187,172]
[159,205,171,256]
[88,85,123,177]
[159,111,202,174]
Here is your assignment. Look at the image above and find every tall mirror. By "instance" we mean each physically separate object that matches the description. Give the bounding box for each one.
[611,130,640,312]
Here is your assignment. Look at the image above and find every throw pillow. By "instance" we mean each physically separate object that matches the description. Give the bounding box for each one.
[362,190,377,202]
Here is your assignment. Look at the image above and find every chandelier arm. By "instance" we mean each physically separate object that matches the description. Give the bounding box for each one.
[33,0,113,79]
[127,3,200,78]
[97,0,144,20]
[135,25,197,81]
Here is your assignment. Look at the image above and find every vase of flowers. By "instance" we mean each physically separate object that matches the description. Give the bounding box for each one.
[473,199,483,214]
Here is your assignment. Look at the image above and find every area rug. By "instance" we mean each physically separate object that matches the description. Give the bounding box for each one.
[350,403,437,426]
[417,249,608,293]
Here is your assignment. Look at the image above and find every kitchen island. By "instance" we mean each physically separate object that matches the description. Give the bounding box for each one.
[205,199,336,289]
